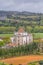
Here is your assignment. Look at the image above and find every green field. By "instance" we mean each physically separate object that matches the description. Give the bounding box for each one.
[0,33,43,39]
[0,34,14,37]
[33,33,43,38]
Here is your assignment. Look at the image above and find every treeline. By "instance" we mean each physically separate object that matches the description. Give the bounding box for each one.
[0,14,42,27]
[0,26,43,34]
[8,16,41,21]
[0,16,42,26]
[0,43,41,59]
[0,27,16,34]
[0,20,41,27]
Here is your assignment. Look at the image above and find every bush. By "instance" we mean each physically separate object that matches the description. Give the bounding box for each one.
[0,41,5,47]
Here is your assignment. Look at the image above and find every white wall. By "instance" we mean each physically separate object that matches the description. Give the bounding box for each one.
[11,32,33,45]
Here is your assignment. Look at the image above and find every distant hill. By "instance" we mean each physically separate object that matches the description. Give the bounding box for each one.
[0,11,42,16]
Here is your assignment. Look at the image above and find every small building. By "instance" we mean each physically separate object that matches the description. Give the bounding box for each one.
[11,27,33,45]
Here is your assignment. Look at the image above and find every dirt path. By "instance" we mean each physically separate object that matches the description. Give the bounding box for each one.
[0,55,43,65]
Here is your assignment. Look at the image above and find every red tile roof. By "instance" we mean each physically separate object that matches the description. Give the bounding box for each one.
[7,43,17,47]
[18,28,24,33]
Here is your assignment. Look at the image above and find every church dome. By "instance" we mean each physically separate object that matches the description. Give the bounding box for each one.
[18,27,24,33]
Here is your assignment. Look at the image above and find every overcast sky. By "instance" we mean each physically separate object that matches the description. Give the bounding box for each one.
[0,0,43,13]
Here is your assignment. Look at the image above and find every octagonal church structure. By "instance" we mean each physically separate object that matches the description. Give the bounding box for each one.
[10,27,33,45]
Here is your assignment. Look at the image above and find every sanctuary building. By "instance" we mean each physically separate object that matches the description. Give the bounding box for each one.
[10,28,33,45]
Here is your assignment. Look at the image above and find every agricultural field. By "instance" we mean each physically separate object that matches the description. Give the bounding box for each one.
[0,34,14,37]
[0,55,43,65]
[33,33,43,38]
[0,33,43,38]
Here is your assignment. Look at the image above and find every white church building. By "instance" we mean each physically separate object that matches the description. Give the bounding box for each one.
[10,28,33,45]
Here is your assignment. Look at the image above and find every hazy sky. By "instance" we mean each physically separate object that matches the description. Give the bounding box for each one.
[0,0,43,13]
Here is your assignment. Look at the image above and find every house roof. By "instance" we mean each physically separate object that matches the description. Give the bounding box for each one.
[7,43,17,47]
[18,27,24,33]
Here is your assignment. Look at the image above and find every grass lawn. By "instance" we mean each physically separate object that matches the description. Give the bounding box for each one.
[0,34,14,37]
[0,33,43,38]
[33,33,43,39]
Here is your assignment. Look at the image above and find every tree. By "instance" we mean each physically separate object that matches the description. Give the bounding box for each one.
[0,41,5,47]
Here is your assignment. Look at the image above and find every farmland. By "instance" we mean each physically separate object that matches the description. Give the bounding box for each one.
[33,33,43,38]
[0,34,14,37]
[0,11,43,33]
[0,55,43,65]
[0,33,43,38]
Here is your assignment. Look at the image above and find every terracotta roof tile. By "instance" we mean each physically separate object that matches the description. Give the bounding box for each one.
[18,28,24,33]
[7,43,17,47]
